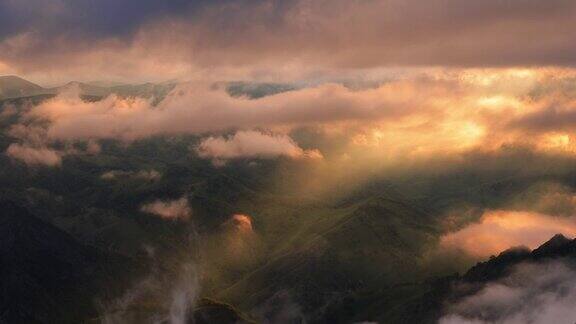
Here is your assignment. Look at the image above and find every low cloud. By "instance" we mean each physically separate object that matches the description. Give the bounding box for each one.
[196,130,322,164]
[100,242,200,323]
[440,260,576,324]
[101,169,161,181]
[507,182,576,217]
[10,69,576,172]
[7,124,49,146]
[439,210,576,258]
[6,143,61,166]
[141,197,191,220]
[25,81,418,141]
[5,121,102,166]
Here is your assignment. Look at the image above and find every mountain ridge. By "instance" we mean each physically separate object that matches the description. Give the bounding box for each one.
[0,200,145,323]
[0,75,300,101]
[0,75,44,99]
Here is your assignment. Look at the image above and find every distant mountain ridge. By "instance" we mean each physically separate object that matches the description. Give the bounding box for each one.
[0,75,300,101]
[0,75,178,100]
[0,75,45,98]
[425,234,576,323]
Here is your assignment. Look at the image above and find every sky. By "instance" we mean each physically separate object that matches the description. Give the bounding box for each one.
[0,0,575,84]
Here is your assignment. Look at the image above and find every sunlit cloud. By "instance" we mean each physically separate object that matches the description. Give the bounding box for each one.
[197,130,322,165]
[440,261,576,324]
[101,169,161,181]
[6,143,61,167]
[7,68,576,176]
[440,210,576,258]
[141,197,191,220]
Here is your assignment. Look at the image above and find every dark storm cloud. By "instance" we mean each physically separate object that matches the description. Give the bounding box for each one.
[0,0,249,39]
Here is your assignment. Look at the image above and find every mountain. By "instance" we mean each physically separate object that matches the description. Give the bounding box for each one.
[192,298,254,324]
[48,81,111,97]
[110,82,177,103]
[47,81,177,98]
[226,81,298,99]
[417,234,576,323]
[3,84,574,323]
[0,76,45,99]
[0,76,178,102]
[462,233,576,283]
[0,76,300,103]
[212,188,441,323]
[0,200,144,323]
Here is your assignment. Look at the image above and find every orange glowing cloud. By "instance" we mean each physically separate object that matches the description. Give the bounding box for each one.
[217,214,259,264]
[440,210,576,258]
[230,214,254,234]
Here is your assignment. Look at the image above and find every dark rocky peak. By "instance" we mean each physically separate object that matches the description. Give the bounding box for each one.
[462,246,531,283]
[531,233,574,259]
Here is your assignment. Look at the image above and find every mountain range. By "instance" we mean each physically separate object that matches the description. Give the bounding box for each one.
[1,194,573,323]
[1,74,576,323]
[0,75,299,101]
[0,75,178,101]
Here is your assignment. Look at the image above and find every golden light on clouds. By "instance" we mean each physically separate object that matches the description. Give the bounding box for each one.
[440,210,576,258]
[8,67,576,177]
[537,133,574,152]
[0,60,14,75]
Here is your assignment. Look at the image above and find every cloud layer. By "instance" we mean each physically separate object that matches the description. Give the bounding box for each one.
[24,82,416,140]
[440,260,576,324]
[8,68,576,177]
[1,0,575,82]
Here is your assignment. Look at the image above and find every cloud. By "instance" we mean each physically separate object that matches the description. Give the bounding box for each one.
[440,260,576,324]
[141,197,191,220]
[6,143,61,166]
[7,124,49,146]
[196,130,322,164]
[228,214,254,233]
[4,121,102,166]
[11,68,576,172]
[439,210,576,258]
[201,213,261,271]
[85,139,101,154]
[1,0,575,82]
[253,290,307,324]
[101,169,161,181]
[0,0,225,40]
[509,103,576,133]
[506,182,576,217]
[12,70,523,143]
[100,243,200,323]
[25,81,418,140]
